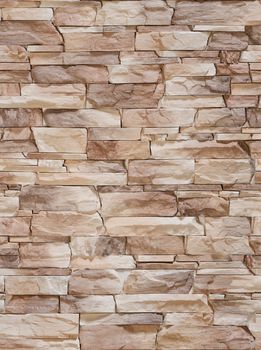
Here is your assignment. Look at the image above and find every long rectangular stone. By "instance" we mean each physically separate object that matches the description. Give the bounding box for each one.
[0,197,19,217]
[230,197,261,216]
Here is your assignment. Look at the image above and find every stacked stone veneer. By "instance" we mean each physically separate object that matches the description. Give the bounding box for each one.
[0,0,260,349]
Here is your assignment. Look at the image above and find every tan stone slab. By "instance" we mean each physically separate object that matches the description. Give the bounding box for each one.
[0,314,78,339]
[100,192,176,217]
[151,140,248,159]
[0,45,28,62]
[105,217,204,236]
[0,217,30,236]
[0,339,80,350]
[0,108,42,127]
[5,295,59,313]
[208,32,248,50]
[60,295,115,313]
[54,3,99,26]
[116,294,211,313]
[232,83,261,95]
[21,83,86,96]
[0,83,20,96]
[71,255,135,269]
[122,109,195,127]
[80,325,157,350]
[253,217,261,235]
[20,186,100,212]
[164,312,213,326]
[65,160,126,173]
[70,237,125,257]
[127,236,184,254]
[37,172,127,186]
[136,31,208,50]
[179,197,229,216]
[5,276,68,295]
[161,96,225,108]
[195,159,253,184]
[89,127,140,141]
[80,313,163,325]
[44,108,120,128]
[194,275,261,293]
[87,141,150,160]
[0,96,85,109]
[195,108,245,127]
[2,8,53,20]
[33,127,87,153]
[241,51,261,63]
[108,64,160,83]
[64,32,135,51]
[128,160,194,184]
[32,211,104,236]
[19,243,70,268]
[0,21,62,45]
[164,63,216,78]
[230,197,261,216]
[205,217,250,237]
[96,0,172,25]
[0,197,18,217]
[174,0,261,25]
[87,83,164,108]
[157,325,254,350]
[0,172,36,185]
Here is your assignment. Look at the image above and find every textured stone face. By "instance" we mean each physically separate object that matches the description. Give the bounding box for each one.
[0,1,260,349]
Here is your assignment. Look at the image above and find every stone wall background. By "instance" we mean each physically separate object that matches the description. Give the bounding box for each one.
[0,0,260,348]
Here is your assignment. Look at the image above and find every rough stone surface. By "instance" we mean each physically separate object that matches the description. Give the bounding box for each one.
[0,1,260,349]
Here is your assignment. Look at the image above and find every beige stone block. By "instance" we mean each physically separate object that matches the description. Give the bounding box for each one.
[19,243,71,268]
[122,108,195,127]
[157,325,254,350]
[20,186,100,212]
[0,83,20,96]
[164,63,216,77]
[105,217,204,236]
[0,21,62,45]
[0,96,84,109]
[179,197,229,216]
[195,108,245,127]
[116,294,211,313]
[32,211,104,236]
[21,83,86,96]
[100,192,176,217]
[108,64,160,83]
[65,160,126,173]
[0,45,28,62]
[60,295,115,313]
[230,197,261,216]
[208,32,248,50]
[87,83,164,108]
[69,269,126,295]
[33,128,87,153]
[54,4,99,26]
[194,275,261,293]
[164,312,213,326]
[0,172,36,185]
[80,313,163,325]
[87,141,150,160]
[5,276,68,295]
[151,140,248,159]
[89,127,141,141]
[0,197,18,217]
[44,108,120,127]
[161,96,225,108]
[0,217,30,236]
[32,65,108,84]
[2,8,53,20]
[253,217,261,235]
[0,314,78,339]
[205,217,250,237]
[96,0,172,25]
[5,295,59,313]
[71,255,135,269]
[124,270,193,294]
[240,51,261,63]
[64,32,135,51]
[128,160,194,184]
[127,236,184,254]
[0,339,80,349]
[174,0,261,25]
[80,325,157,350]
[232,83,261,95]
[0,108,42,127]
[70,237,125,257]
[136,31,208,50]
[195,159,253,184]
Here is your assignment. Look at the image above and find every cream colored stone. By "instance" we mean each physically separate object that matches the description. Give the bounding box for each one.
[0,197,18,217]
[21,83,86,96]
[164,312,213,326]
[164,63,216,77]
[195,108,245,127]
[54,4,99,26]
[70,237,125,257]
[5,295,59,314]
[96,1,173,25]
[0,172,35,185]
[44,108,120,127]
[205,217,250,237]
[0,96,84,109]
[151,140,248,159]
[127,236,184,254]
[128,160,194,184]
[71,255,135,269]
[0,45,28,62]
[195,159,253,184]
[60,295,115,313]
[33,128,87,153]
[230,197,261,216]
[100,192,176,217]
[0,217,30,236]
[0,314,78,339]
[2,8,53,20]
[136,31,208,50]
[80,313,163,325]
[19,243,71,268]
[5,276,68,295]
[0,108,42,127]
[32,211,104,236]
[89,127,141,141]
[116,294,211,313]
[105,217,204,236]
[122,109,195,127]
[253,217,261,235]
[0,339,80,350]
[20,186,100,212]
[108,64,160,83]
[161,96,225,108]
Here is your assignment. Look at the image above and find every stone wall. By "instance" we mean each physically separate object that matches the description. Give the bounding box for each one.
[0,0,260,349]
